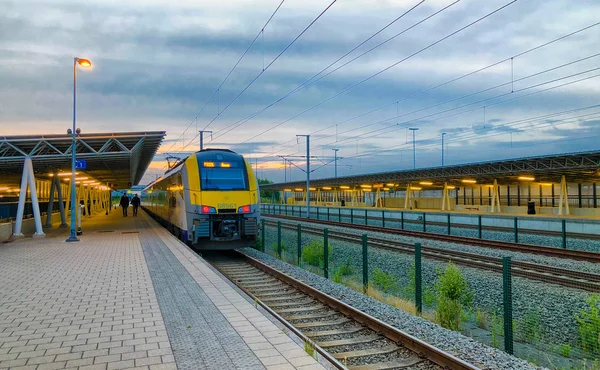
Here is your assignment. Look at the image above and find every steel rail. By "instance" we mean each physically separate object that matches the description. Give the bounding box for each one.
[266,220,600,292]
[264,213,600,263]
[213,251,480,370]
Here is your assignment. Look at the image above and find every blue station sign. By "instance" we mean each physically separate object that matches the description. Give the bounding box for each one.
[75,159,87,170]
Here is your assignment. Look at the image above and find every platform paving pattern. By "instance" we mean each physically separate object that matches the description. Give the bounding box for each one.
[0,215,176,370]
[0,211,325,370]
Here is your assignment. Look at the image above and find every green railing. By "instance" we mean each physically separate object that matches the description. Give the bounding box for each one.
[255,218,598,369]
[260,203,600,252]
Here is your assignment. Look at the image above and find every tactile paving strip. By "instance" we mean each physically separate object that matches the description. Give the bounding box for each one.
[136,219,265,370]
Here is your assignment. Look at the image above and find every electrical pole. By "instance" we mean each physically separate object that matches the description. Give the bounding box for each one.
[332,148,339,177]
[441,132,446,167]
[199,130,212,151]
[409,128,419,169]
[297,135,310,218]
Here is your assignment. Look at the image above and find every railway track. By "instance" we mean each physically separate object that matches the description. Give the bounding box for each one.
[265,220,600,293]
[264,213,600,263]
[206,251,479,370]
[264,207,600,241]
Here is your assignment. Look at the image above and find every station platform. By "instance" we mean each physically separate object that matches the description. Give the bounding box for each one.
[0,210,325,370]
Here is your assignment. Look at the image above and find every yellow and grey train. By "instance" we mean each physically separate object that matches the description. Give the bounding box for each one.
[142,149,260,250]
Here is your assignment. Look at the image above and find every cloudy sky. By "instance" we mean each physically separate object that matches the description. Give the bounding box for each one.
[2,0,600,184]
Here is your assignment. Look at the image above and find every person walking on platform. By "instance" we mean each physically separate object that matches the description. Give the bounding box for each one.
[120,193,130,217]
[131,194,141,217]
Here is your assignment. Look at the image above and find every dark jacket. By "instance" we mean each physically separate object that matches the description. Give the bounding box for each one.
[131,196,140,207]
[120,195,130,207]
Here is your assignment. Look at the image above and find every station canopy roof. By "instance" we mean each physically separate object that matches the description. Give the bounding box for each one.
[261,150,600,190]
[0,131,165,190]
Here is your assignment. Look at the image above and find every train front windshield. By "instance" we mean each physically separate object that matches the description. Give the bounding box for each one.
[200,163,248,190]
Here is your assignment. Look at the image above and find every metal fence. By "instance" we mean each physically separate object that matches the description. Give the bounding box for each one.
[261,204,600,252]
[256,218,600,369]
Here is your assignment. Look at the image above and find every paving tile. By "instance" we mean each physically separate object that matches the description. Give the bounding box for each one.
[25,354,56,365]
[107,359,136,370]
[121,351,148,361]
[78,364,109,370]
[288,355,319,367]
[36,361,68,370]
[260,355,290,366]
[66,356,95,367]
[0,211,327,370]
[134,356,162,367]
[0,358,28,367]
[55,352,83,361]
[94,354,122,364]
[149,364,177,370]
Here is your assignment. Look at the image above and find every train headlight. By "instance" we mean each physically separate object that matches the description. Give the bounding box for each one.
[238,205,251,214]
[201,205,217,214]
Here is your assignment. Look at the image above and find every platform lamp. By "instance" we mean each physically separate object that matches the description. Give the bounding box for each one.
[66,57,92,243]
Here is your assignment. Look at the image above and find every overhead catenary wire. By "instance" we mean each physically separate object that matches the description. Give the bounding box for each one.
[347,124,600,168]
[269,52,600,158]
[263,70,600,164]
[164,0,287,154]
[251,108,600,173]
[338,107,600,162]
[262,21,600,156]
[255,105,600,170]
[177,0,340,154]
[209,0,445,141]
[237,0,519,144]
[311,68,600,151]
[309,55,600,148]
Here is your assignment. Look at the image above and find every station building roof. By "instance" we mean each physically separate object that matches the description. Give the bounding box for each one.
[261,150,600,190]
[0,131,165,190]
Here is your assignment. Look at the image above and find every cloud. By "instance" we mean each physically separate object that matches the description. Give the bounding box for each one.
[2,0,600,185]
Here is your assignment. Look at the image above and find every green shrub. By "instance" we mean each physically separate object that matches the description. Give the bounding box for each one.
[271,241,287,257]
[372,267,398,293]
[475,308,487,329]
[402,263,416,298]
[304,340,316,359]
[491,311,503,348]
[333,258,354,284]
[558,343,571,358]
[301,239,332,267]
[423,286,436,307]
[518,309,543,344]
[575,294,600,355]
[433,262,474,331]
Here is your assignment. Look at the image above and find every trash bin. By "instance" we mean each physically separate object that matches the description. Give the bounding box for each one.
[527,201,536,215]
[341,199,346,207]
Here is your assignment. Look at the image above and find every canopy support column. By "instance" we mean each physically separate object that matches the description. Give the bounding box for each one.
[45,176,58,228]
[491,179,502,213]
[57,180,67,227]
[404,183,412,210]
[441,182,452,211]
[13,157,45,238]
[375,188,383,208]
[558,175,570,216]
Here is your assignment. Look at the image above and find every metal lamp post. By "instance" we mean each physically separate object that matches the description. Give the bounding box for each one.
[409,128,419,169]
[332,148,339,177]
[442,132,447,167]
[66,57,92,242]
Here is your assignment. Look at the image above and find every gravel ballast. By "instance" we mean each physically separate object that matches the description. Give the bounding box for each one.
[242,246,540,370]
[259,215,600,368]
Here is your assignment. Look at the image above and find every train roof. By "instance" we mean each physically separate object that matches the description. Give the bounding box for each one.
[144,149,245,190]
